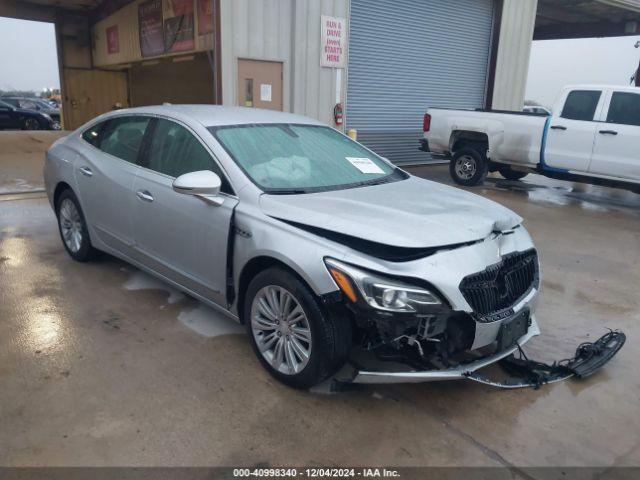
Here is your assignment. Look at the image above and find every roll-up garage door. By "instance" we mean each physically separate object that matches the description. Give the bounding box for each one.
[347,0,495,164]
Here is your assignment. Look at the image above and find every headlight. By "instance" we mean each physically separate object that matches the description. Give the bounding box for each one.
[41,114,52,120]
[324,258,442,313]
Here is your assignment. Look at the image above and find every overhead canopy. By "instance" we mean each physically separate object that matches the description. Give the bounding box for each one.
[0,0,130,23]
[535,0,640,39]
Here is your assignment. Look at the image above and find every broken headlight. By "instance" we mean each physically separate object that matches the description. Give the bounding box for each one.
[324,258,442,313]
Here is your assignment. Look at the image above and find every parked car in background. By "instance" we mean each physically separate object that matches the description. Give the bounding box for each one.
[523,105,551,116]
[44,106,541,388]
[421,85,640,192]
[1,96,61,129]
[0,99,60,130]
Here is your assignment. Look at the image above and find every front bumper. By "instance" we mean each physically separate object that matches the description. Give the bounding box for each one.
[339,284,540,384]
[347,317,539,384]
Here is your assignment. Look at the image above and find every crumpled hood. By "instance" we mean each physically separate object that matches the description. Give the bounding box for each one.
[260,176,522,248]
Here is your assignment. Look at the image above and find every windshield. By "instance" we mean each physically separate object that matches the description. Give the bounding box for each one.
[210,124,403,193]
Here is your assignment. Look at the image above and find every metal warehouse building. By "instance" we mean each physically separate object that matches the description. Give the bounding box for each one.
[2,0,640,164]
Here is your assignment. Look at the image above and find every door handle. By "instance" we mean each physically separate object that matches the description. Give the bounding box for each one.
[78,166,93,177]
[599,130,618,135]
[550,125,567,131]
[136,190,154,202]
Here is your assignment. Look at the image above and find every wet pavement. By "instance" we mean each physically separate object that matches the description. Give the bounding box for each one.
[1,134,639,470]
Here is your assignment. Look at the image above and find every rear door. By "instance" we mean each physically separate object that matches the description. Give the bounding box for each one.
[74,115,151,258]
[544,89,604,172]
[132,118,238,306]
[589,90,640,182]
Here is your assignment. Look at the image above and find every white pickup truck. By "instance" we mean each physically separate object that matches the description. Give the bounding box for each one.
[421,85,640,192]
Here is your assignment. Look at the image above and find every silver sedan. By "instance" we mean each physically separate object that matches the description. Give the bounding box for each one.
[44,106,540,388]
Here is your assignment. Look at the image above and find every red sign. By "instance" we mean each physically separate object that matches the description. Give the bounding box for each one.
[164,0,195,53]
[106,25,119,54]
[139,0,164,57]
[197,0,214,35]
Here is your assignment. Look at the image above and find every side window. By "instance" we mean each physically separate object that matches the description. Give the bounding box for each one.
[561,90,601,121]
[98,116,151,164]
[606,92,640,127]
[81,122,105,147]
[146,119,233,194]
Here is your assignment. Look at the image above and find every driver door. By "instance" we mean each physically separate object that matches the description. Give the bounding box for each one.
[132,118,238,307]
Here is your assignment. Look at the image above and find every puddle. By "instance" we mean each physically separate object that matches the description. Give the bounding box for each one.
[123,270,185,304]
[177,303,244,337]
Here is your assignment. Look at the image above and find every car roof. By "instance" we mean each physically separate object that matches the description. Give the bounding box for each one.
[564,84,640,93]
[103,105,326,128]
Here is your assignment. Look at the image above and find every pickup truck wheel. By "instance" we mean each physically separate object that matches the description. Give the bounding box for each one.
[498,167,528,181]
[450,148,488,186]
[245,267,351,389]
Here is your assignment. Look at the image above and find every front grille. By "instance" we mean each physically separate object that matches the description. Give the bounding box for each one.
[459,249,538,316]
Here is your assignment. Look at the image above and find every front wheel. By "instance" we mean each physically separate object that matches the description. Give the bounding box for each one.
[449,148,488,186]
[22,118,41,130]
[498,166,528,181]
[244,267,351,389]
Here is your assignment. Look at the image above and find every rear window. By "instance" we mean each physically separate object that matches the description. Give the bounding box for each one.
[560,90,601,121]
[82,122,104,147]
[606,92,640,127]
[98,116,151,164]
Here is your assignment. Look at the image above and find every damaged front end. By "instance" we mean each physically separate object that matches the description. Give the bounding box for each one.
[323,252,624,389]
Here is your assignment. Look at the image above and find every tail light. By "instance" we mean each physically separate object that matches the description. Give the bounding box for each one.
[423,113,431,132]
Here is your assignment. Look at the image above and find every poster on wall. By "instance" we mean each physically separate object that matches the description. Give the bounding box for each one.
[320,15,346,68]
[139,0,164,57]
[197,0,214,35]
[164,0,195,53]
[106,25,119,54]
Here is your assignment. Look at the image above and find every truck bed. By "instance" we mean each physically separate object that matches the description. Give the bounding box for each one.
[423,107,549,168]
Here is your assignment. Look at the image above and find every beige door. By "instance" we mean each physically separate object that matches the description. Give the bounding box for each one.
[62,68,129,130]
[237,59,283,111]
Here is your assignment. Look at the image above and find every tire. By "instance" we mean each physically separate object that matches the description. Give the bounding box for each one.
[498,166,528,181]
[449,147,488,186]
[244,267,352,389]
[55,189,98,262]
[22,117,41,130]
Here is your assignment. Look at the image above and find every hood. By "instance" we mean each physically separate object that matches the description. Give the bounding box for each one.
[260,176,522,249]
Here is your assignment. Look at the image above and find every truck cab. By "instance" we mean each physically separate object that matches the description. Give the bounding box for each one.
[544,85,640,183]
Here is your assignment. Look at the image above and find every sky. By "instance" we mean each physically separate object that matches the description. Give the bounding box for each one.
[0,17,59,92]
[526,35,640,108]
[0,16,639,102]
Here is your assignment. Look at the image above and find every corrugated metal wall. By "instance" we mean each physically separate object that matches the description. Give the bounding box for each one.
[346,0,495,164]
[492,0,538,110]
[220,0,348,126]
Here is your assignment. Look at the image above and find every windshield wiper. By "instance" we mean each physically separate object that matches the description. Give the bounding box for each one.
[266,188,310,195]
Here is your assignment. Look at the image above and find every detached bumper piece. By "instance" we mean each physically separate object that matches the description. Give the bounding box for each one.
[337,329,625,390]
[466,330,626,389]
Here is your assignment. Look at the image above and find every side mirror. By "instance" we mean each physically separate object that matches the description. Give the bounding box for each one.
[173,170,223,206]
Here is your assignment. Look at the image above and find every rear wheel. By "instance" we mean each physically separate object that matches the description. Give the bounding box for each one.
[56,189,97,262]
[498,166,528,181]
[244,267,351,388]
[450,147,488,186]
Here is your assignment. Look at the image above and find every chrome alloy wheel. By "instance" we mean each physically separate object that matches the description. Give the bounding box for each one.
[250,286,312,375]
[455,154,477,180]
[59,198,83,253]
